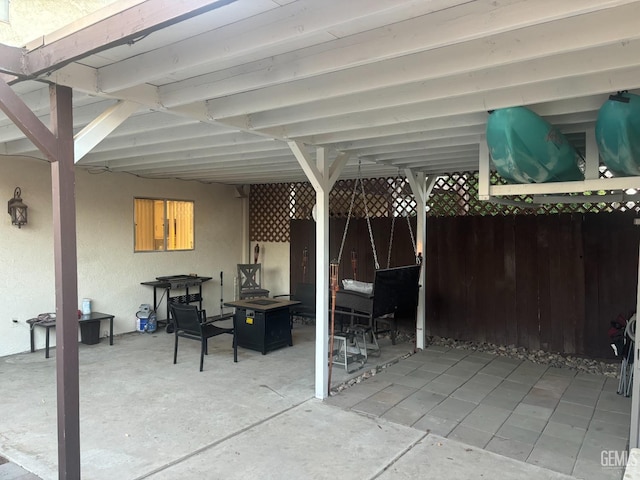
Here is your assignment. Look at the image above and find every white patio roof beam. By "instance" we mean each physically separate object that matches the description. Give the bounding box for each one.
[362,145,479,163]
[108,151,295,174]
[81,136,276,165]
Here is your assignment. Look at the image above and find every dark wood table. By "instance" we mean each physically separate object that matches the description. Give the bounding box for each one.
[224,299,299,354]
[28,312,115,358]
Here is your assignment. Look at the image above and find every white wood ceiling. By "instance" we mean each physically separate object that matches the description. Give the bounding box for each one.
[2,0,640,184]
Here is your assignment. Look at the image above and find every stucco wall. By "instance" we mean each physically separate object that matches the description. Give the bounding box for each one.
[0,0,120,46]
[250,241,290,298]
[0,156,245,356]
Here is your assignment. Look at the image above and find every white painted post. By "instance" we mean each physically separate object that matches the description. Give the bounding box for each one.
[289,142,344,399]
[314,147,330,399]
[415,174,426,350]
[478,136,490,201]
[630,224,640,447]
[404,169,434,350]
[584,128,599,180]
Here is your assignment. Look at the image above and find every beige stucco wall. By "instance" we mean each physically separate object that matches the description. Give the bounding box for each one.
[0,156,245,356]
[251,241,290,298]
[0,0,121,46]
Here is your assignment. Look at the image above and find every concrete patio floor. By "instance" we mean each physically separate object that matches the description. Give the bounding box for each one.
[0,322,624,479]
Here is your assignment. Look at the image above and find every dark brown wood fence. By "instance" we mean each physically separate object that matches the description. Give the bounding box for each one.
[290,212,640,359]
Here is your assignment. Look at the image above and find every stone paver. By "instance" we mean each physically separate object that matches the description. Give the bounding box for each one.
[504,413,549,434]
[549,411,592,429]
[412,414,459,436]
[485,435,534,462]
[480,389,526,410]
[496,423,542,445]
[460,404,511,434]
[527,445,576,475]
[428,397,477,423]
[542,422,586,444]
[448,424,493,448]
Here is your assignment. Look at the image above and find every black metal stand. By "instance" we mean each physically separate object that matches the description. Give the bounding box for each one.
[141,275,212,332]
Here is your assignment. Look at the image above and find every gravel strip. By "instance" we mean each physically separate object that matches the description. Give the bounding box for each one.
[425,335,620,378]
[330,333,622,395]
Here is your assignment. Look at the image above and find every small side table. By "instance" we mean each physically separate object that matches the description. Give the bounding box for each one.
[28,312,115,358]
[331,329,367,373]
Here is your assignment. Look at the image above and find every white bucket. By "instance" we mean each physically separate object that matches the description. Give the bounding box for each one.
[82,298,92,315]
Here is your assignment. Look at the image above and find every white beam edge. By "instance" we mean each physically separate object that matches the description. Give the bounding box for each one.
[74,100,140,162]
[487,197,537,208]
[531,193,627,204]
[404,168,425,206]
[478,138,490,200]
[288,140,322,191]
[328,152,349,189]
[584,127,599,180]
[489,177,640,196]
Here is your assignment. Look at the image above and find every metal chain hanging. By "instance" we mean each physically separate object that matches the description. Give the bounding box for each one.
[359,167,380,270]
[336,162,379,270]
[336,172,358,265]
[407,212,417,262]
[386,213,396,269]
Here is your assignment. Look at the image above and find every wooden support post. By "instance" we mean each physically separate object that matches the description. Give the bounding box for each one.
[51,84,81,480]
[0,77,81,479]
[404,169,434,351]
[289,143,348,398]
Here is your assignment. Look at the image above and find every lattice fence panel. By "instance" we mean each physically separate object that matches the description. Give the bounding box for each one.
[249,183,291,242]
[427,170,640,217]
[250,169,640,242]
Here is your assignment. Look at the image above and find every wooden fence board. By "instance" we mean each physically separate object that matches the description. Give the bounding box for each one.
[290,212,640,357]
[514,216,538,351]
[503,216,518,346]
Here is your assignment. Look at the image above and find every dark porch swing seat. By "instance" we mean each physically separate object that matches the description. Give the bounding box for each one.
[332,168,421,348]
[334,264,421,346]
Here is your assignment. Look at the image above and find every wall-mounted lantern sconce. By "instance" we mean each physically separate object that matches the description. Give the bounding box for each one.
[8,187,28,228]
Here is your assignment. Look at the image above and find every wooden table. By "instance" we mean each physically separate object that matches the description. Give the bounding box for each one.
[224,299,299,354]
[28,312,115,358]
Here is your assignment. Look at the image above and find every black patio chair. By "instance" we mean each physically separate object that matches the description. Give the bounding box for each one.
[274,282,316,326]
[170,303,237,371]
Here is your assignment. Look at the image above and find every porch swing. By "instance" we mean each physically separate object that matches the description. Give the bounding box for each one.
[333,169,422,346]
